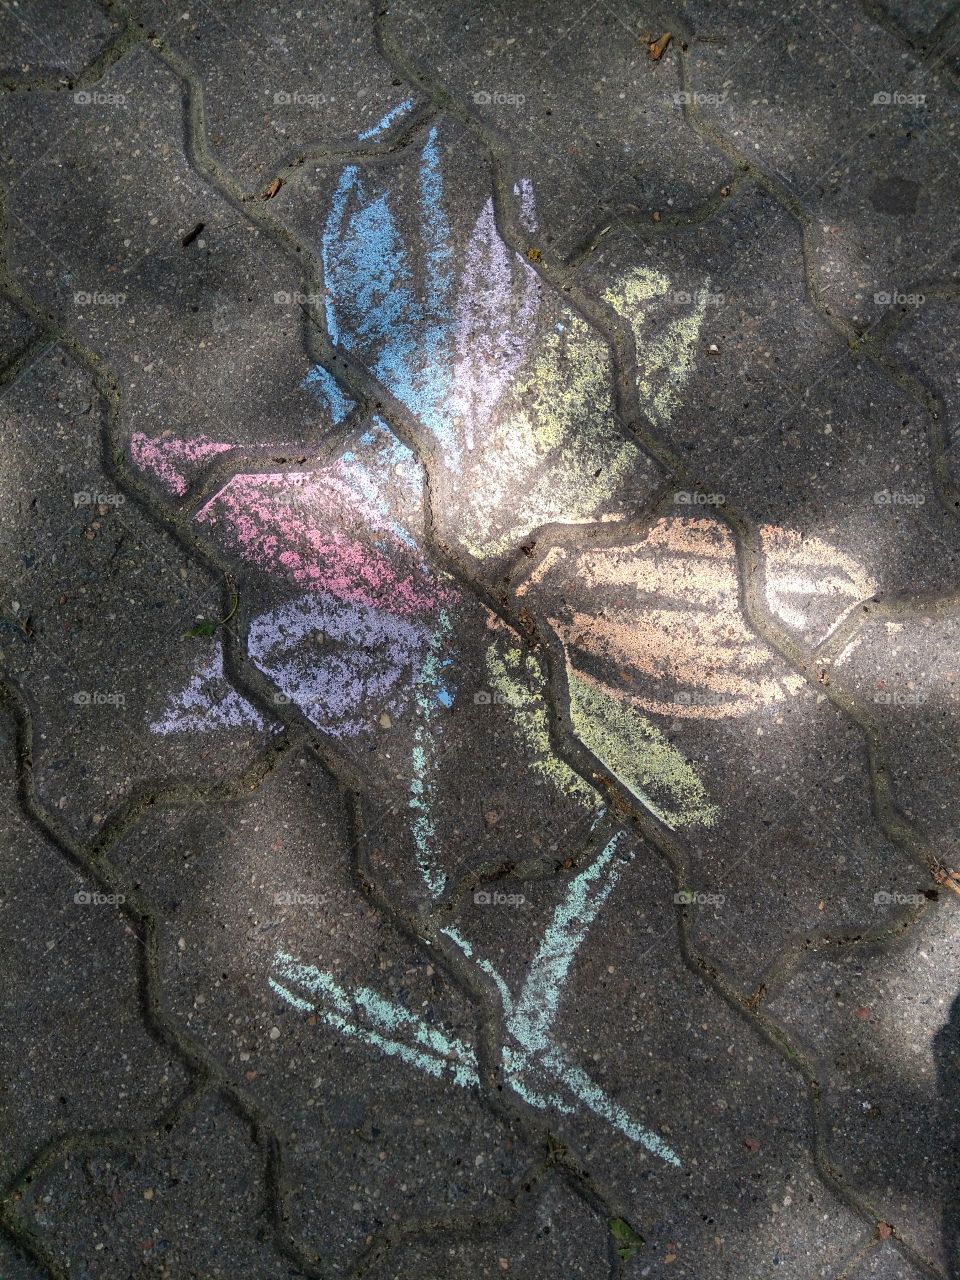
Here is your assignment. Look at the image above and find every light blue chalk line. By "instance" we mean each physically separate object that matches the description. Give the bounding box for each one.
[301,364,355,424]
[409,607,453,898]
[358,98,414,141]
[271,952,478,1088]
[507,833,630,1054]
[443,838,681,1166]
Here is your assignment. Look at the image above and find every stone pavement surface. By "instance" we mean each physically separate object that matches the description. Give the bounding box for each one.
[0,0,958,1277]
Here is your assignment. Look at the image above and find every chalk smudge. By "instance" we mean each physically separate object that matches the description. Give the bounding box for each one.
[248,593,433,737]
[760,525,877,642]
[409,608,454,898]
[149,648,265,736]
[483,638,600,809]
[131,432,234,496]
[567,671,719,829]
[603,267,709,427]
[301,364,356,424]
[452,197,540,451]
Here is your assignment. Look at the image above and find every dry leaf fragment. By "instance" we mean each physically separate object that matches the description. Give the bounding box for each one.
[648,31,672,60]
[876,1221,894,1240]
[934,865,960,896]
[263,177,283,199]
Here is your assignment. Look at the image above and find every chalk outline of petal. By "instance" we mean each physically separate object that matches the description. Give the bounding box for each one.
[130,432,234,497]
[566,669,719,830]
[195,469,455,618]
[603,266,709,427]
[522,521,805,720]
[760,525,878,643]
[149,647,265,736]
[322,132,456,458]
[451,196,540,452]
[458,313,641,559]
[483,638,602,809]
[248,592,432,738]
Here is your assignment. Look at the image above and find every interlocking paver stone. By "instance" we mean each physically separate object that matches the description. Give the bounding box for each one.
[577,190,960,610]
[768,904,960,1271]
[515,517,923,989]
[0,0,122,83]
[123,0,425,189]
[440,830,867,1278]
[0,706,186,1189]
[25,1095,290,1278]
[107,751,532,1272]
[825,606,960,867]
[0,346,276,835]
[845,1241,930,1279]
[890,296,960,495]
[384,0,733,259]
[681,0,960,329]
[1,49,346,503]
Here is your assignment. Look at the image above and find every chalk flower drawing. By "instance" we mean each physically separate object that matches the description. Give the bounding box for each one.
[133,131,878,1166]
